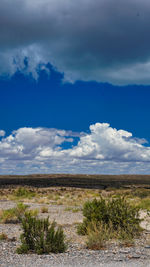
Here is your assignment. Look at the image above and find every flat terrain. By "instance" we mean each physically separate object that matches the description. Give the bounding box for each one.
[1,174,150,188]
[1,176,150,266]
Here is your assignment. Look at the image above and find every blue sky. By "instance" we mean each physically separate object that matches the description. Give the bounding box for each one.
[0,0,150,174]
[1,65,150,141]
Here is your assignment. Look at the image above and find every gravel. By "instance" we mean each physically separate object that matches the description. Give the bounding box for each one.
[0,200,150,267]
[1,240,150,267]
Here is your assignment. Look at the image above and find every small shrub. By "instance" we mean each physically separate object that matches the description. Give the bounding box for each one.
[17,213,67,254]
[0,232,8,240]
[29,209,39,217]
[41,206,48,213]
[77,196,142,239]
[14,202,29,222]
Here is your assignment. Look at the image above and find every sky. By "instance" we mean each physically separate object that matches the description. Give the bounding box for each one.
[0,0,150,174]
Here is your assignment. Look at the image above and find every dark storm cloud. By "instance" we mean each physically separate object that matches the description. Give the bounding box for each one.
[1,0,150,84]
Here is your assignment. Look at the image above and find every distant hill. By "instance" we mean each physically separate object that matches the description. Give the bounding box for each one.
[0,174,150,189]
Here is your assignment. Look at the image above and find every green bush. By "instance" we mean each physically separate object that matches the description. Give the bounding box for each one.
[77,196,142,239]
[17,213,67,254]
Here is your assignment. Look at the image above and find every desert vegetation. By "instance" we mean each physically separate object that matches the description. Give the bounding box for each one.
[0,180,150,257]
[17,213,67,254]
[77,196,143,249]
[0,202,38,224]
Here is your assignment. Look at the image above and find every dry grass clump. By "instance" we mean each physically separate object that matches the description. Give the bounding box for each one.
[64,207,81,213]
[86,222,135,250]
[41,206,48,213]
[86,222,111,250]
[37,198,49,204]
[0,202,28,223]
[0,202,38,224]
[12,187,36,199]
[0,232,8,241]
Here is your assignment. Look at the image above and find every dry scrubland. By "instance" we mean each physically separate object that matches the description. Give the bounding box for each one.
[0,175,150,266]
[1,174,150,188]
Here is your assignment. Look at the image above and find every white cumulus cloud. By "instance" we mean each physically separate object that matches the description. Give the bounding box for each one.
[70,123,150,162]
[0,123,150,174]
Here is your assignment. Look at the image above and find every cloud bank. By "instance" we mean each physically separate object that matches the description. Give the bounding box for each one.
[0,123,150,174]
[1,0,150,84]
